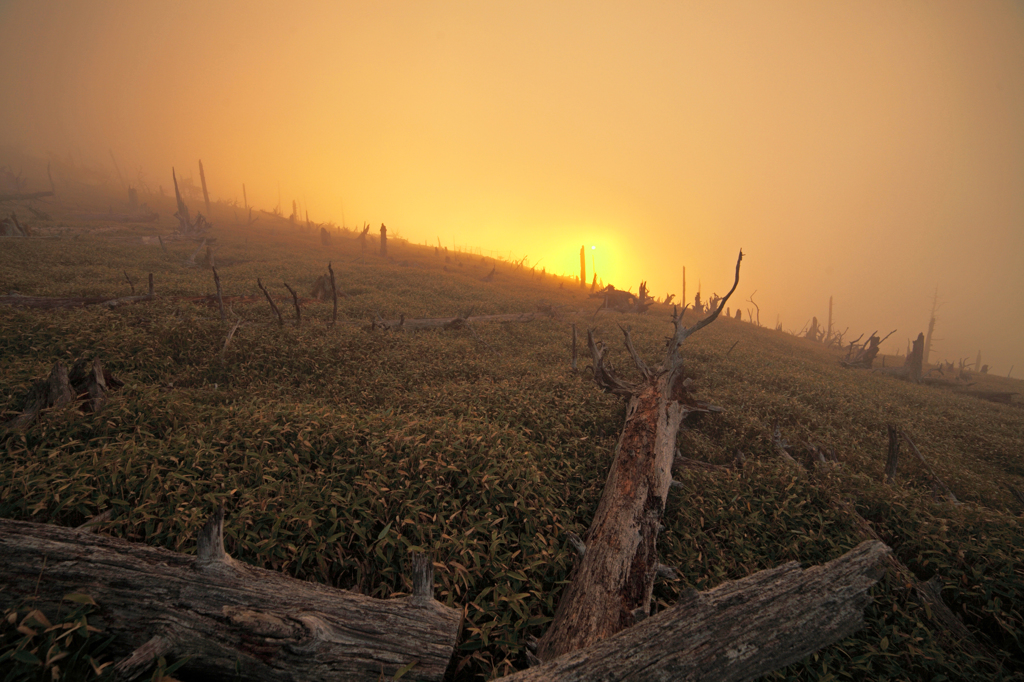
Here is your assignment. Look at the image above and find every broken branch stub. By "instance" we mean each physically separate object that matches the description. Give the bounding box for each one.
[537,250,743,662]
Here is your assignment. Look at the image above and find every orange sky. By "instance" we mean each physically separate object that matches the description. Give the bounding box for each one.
[2,1,1022,372]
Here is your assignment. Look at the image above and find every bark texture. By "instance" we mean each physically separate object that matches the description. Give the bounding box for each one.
[510,541,890,682]
[0,512,461,681]
[536,251,743,661]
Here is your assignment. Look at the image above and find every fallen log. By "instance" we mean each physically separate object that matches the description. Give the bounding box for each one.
[0,190,54,202]
[536,251,743,661]
[0,510,462,681]
[957,390,1018,404]
[839,501,998,665]
[506,540,890,682]
[371,311,541,331]
[0,292,156,310]
[72,211,159,223]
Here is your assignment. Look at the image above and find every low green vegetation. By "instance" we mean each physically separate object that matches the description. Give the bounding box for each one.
[1,210,1022,680]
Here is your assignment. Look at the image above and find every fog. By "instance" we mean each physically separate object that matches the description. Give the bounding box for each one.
[1,1,1021,372]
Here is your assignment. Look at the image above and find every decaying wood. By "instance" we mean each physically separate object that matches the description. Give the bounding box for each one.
[0,286,159,310]
[536,251,743,662]
[673,450,732,472]
[841,329,895,369]
[371,311,541,331]
[840,501,997,665]
[957,390,1018,404]
[508,541,889,682]
[589,283,654,315]
[73,211,159,223]
[0,190,55,202]
[3,358,123,429]
[0,511,462,681]
[1,212,30,236]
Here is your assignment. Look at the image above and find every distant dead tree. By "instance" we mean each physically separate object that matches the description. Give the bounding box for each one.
[590,282,654,315]
[747,290,761,327]
[805,316,822,342]
[842,329,896,369]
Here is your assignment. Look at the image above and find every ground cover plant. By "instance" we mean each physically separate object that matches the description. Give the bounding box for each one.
[1,199,1023,680]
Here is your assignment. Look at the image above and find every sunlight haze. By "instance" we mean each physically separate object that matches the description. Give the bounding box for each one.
[1,0,1021,371]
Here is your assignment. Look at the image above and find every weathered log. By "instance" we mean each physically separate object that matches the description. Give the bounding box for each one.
[0,290,159,310]
[536,251,743,661]
[507,540,890,681]
[0,190,54,202]
[0,511,461,681]
[371,312,541,331]
[673,450,731,472]
[957,390,1018,404]
[73,211,159,223]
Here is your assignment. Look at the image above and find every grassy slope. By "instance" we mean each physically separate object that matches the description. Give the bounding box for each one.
[1,203,1023,680]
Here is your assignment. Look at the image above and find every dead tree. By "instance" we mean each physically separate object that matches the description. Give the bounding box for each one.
[0,190,54,203]
[379,223,388,256]
[843,333,880,368]
[328,262,339,325]
[805,316,822,342]
[590,283,654,315]
[537,251,744,661]
[172,168,211,236]
[842,329,896,369]
[356,223,370,257]
[256,278,284,327]
[0,511,461,681]
[199,159,211,218]
[747,290,760,327]
[283,282,301,326]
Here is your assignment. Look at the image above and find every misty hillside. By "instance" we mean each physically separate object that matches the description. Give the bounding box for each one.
[1,193,1023,681]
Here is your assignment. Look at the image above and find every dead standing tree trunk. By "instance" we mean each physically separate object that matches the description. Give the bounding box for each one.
[199,159,211,219]
[537,250,744,661]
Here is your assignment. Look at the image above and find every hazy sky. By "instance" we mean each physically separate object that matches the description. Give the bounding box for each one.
[1,1,1022,371]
